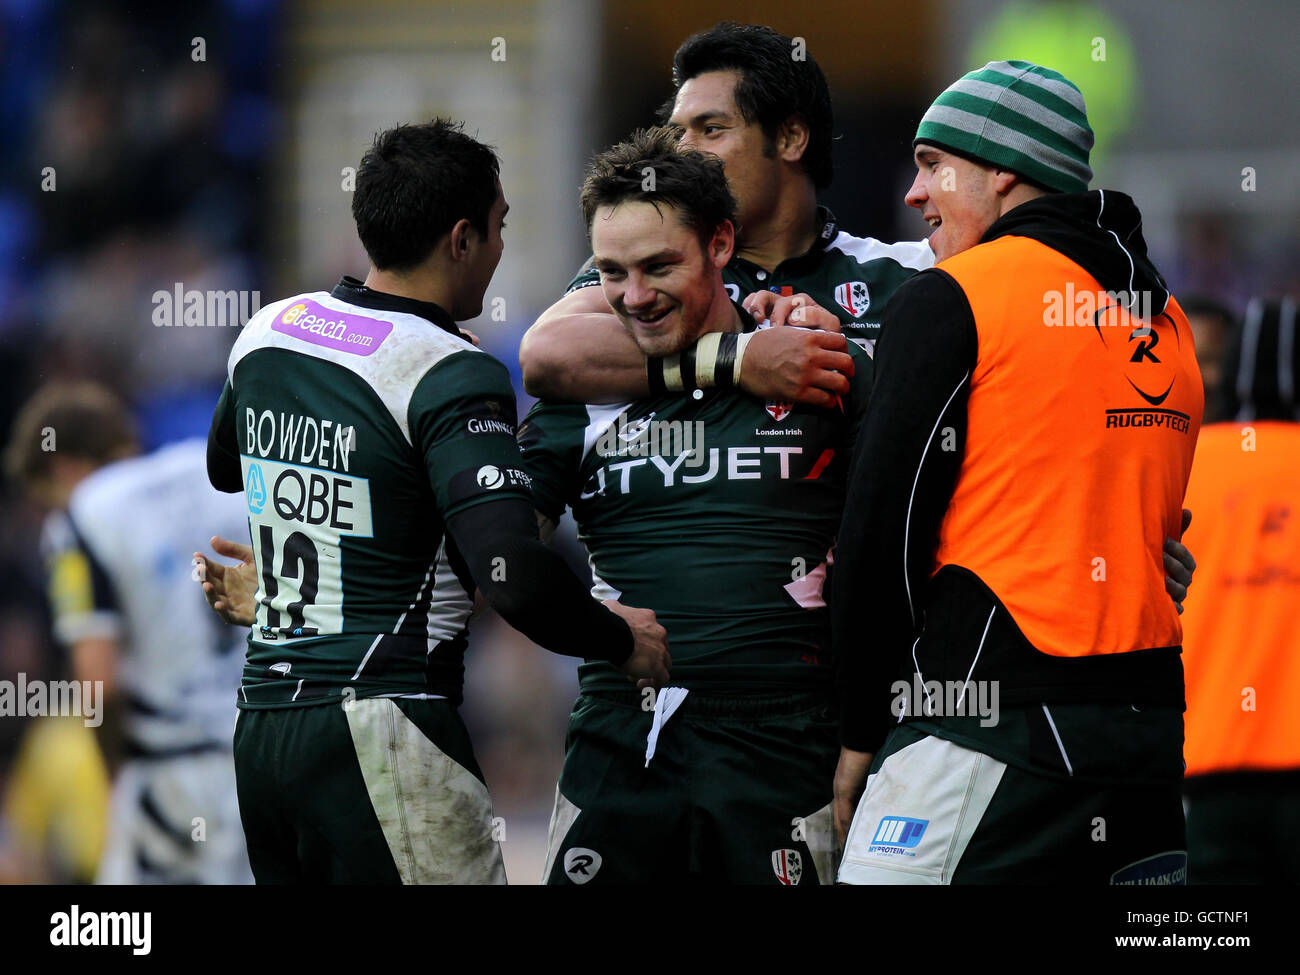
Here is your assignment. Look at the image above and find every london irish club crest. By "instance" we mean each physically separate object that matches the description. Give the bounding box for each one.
[772,849,803,885]
[835,280,870,318]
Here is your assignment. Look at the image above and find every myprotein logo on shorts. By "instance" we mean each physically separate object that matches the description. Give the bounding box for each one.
[868,816,929,856]
[563,848,602,884]
[272,299,393,356]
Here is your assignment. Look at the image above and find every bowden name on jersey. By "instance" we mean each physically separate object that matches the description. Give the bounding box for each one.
[519,316,873,694]
[566,208,933,352]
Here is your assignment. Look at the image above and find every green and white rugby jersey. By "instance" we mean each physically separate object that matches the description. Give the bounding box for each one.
[518,306,874,694]
[566,208,933,351]
[209,277,534,708]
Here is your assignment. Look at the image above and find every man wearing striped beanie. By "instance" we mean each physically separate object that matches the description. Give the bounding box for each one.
[831,61,1203,884]
[904,59,1095,262]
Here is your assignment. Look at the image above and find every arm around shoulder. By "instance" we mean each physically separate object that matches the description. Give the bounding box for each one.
[519,286,650,403]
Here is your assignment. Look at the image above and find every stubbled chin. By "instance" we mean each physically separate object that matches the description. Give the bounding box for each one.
[631,323,682,358]
[635,335,677,357]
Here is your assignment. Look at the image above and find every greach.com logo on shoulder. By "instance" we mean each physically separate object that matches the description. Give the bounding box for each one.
[272,299,393,356]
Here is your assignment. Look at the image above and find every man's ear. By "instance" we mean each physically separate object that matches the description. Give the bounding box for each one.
[777,115,811,165]
[448,218,475,261]
[992,169,1020,196]
[709,219,736,270]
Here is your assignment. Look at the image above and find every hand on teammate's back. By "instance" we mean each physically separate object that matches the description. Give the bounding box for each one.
[602,599,671,689]
[195,535,258,627]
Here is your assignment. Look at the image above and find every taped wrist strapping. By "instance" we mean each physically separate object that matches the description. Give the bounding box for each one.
[647,330,753,393]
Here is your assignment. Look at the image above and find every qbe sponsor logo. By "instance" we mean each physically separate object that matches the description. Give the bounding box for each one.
[245,461,268,514]
[240,455,374,641]
[868,816,928,856]
[241,457,372,535]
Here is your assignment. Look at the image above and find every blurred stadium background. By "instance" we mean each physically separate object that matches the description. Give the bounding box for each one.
[0,0,1295,884]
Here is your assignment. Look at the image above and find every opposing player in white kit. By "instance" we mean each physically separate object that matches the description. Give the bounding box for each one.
[6,383,252,884]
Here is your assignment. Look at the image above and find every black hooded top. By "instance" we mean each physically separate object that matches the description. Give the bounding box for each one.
[833,190,1188,755]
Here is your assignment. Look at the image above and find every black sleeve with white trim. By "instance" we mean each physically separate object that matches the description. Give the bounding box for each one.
[411,354,634,666]
[445,498,633,666]
[833,269,976,753]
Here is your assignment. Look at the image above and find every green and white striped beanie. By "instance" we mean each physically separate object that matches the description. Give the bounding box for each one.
[914,60,1094,194]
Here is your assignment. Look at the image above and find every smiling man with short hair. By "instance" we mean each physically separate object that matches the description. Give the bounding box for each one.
[522,127,872,884]
[832,61,1202,885]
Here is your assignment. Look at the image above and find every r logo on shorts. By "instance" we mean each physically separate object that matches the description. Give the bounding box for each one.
[563,847,602,884]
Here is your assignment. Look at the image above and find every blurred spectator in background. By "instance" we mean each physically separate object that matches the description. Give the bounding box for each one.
[1180,297,1300,884]
[1,713,111,883]
[1,1,279,440]
[5,382,252,883]
[1181,296,1238,414]
[0,3,279,879]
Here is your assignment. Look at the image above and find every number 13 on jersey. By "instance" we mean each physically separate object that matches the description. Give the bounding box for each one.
[240,456,374,642]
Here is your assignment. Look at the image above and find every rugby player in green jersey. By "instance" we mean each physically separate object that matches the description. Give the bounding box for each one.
[521,128,868,884]
[199,119,668,884]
